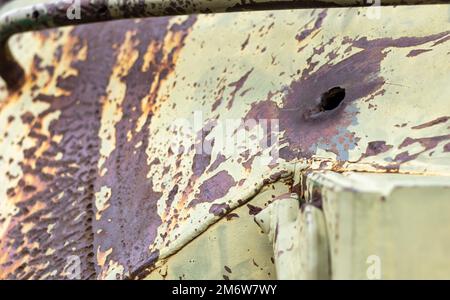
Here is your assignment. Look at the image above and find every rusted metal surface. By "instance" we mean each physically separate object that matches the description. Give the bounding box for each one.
[0,3,449,279]
[146,180,291,280]
[0,0,446,89]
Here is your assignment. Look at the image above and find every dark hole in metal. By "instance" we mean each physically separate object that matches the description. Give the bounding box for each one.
[320,87,345,111]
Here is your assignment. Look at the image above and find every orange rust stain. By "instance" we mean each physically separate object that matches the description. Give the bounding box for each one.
[8,174,46,205]
[163,183,196,236]
[98,30,139,170]
[43,34,87,96]
[141,41,161,73]
[136,22,195,132]
[97,246,113,268]
[0,199,45,278]
[113,31,139,76]
[7,112,62,205]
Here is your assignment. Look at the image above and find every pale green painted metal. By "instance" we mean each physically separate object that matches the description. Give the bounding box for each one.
[301,171,450,279]
[0,0,447,89]
[256,195,330,279]
[0,1,449,279]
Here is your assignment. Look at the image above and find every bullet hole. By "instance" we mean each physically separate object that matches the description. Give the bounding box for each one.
[320,87,345,111]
